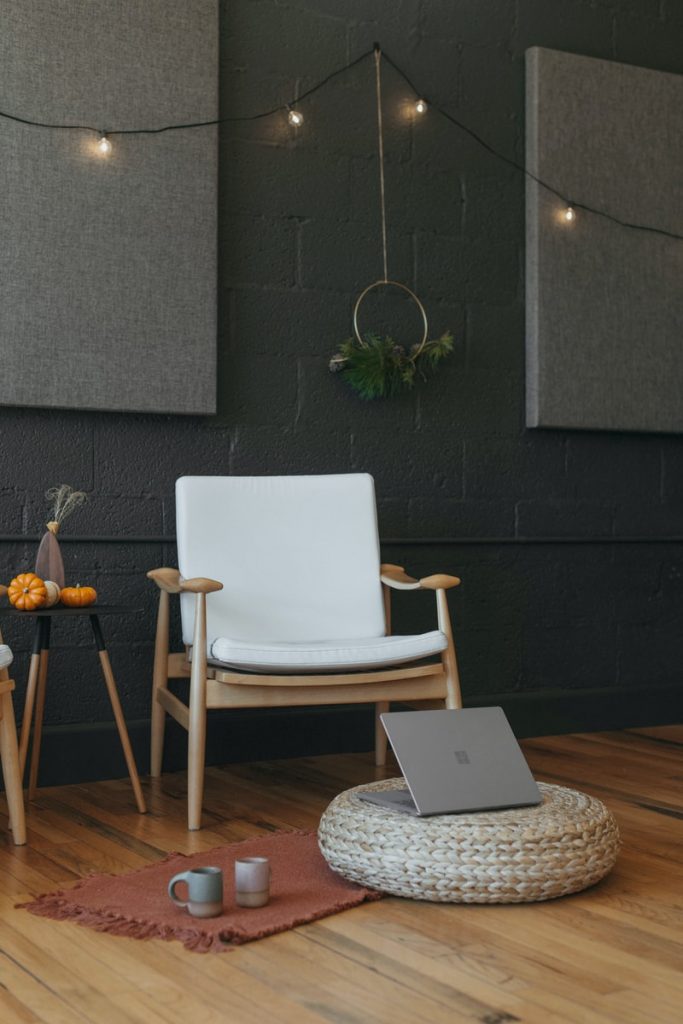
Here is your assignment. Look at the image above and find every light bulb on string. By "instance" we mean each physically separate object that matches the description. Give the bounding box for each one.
[97,132,112,156]
[563,205,576,223]
[287,108,304,127]
[415,98,428,115]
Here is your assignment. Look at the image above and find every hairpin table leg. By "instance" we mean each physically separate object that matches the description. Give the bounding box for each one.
[19,618,45,779]
[89,615,147,814]
[28,618,51,800]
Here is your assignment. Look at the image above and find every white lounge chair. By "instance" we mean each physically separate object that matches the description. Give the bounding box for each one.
[148,474,462,830]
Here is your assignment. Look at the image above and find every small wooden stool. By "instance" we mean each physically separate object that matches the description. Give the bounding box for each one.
[0,644,26,845]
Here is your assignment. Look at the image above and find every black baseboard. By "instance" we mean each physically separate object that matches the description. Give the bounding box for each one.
[8,683,683,790]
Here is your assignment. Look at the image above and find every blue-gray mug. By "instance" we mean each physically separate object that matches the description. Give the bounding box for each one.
[168,866,223,918]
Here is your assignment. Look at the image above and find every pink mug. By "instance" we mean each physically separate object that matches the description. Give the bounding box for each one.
[235,857,270,908]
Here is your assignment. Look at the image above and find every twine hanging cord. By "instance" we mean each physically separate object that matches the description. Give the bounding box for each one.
[353,45,430,361]
[374,46,389,285]
[0,45,678,243]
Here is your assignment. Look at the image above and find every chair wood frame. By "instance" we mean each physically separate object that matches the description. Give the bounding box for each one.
[0,586,26,845]
[148,564,462,830]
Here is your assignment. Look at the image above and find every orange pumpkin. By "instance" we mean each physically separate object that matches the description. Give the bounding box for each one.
[60,584,97,608]
[8,573,48,611]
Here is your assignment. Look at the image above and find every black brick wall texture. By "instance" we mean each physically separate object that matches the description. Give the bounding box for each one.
[1,1,682,776]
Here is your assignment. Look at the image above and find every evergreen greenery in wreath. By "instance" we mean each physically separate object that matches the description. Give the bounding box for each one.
[329,331,453,400]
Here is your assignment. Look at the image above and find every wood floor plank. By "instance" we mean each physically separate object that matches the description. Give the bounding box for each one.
[369,901,669,1024]
[230,929,463,1024]
[626,725,683,745]
[0,948,90,1024]
[305,913,575,1024]
[0,920,141,1024]
[0,724,680,1024]
[0,991,42,1024]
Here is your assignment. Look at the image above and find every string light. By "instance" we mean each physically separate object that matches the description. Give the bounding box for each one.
[377,51,682,244]
[0,46,679,242]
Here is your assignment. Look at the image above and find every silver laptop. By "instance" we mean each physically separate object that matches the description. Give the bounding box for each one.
[359,707,542,816]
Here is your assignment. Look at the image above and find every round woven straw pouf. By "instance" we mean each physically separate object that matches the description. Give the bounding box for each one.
[318,779,619,903]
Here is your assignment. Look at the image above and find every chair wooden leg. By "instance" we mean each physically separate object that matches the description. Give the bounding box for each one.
[0,689,26,846]
[150,590,170,778]
[150,700,167,777]
[375,701,389,766]
[436,588,463,709]
[187,594,207,831]
[375,582,393,766]
[187,709,207,831]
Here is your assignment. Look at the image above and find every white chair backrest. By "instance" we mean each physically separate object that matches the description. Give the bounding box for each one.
[176,474,386,647]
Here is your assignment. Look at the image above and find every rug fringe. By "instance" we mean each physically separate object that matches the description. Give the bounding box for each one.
[18,884,381,953]
[19,893,239,952]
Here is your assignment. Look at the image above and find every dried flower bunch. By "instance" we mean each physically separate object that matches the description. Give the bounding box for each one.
[44,484,88,531]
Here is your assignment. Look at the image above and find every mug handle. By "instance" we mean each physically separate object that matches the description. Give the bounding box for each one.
[168,871,190,908]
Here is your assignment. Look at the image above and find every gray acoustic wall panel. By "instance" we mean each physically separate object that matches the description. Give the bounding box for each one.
[0,2,217,414]
[526,48,683,433]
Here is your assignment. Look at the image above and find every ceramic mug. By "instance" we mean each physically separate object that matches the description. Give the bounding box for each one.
[168,866,223,918]
[235,856,271,908]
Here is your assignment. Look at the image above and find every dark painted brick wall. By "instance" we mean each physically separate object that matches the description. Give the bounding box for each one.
[1,0,682,782]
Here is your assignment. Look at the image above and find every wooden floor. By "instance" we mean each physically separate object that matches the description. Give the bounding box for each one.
[0,726,681,1024]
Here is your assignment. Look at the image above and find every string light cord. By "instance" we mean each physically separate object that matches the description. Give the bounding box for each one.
[0,48,374,135]
[0,43,680,243]
[379,49,682,244]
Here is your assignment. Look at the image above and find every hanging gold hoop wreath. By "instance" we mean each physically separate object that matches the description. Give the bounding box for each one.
[330,47,453,400]
[353,279,429,355]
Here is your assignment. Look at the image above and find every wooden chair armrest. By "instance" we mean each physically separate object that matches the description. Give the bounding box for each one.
[419,574,461,591]
[380,564,421,590]
[380,564,460,592]
[181,577,223,594]
[147,568,223,594]
[147,568,182,592]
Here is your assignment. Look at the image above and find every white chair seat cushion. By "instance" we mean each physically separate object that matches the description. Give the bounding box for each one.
[210,630,447,673]
[0,644,13,670]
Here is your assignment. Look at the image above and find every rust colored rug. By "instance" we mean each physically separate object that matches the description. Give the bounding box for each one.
[18,830,381,953]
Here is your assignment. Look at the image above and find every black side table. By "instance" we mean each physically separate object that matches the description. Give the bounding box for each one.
[0,605,146,813]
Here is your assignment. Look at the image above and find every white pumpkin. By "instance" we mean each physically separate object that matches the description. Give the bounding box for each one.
[43,580,61,608]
